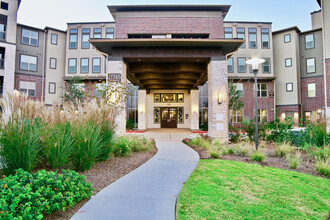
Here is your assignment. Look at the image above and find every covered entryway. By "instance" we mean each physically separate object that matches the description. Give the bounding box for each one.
[161,107,177,128]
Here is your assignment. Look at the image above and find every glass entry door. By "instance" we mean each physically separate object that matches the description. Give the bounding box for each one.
[161,107,177,128]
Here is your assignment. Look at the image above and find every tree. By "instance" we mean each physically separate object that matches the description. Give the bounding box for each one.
[229,80,244,111]
[63,77,85,107]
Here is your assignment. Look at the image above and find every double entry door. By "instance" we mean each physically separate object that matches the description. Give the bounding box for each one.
[161,107,177,128]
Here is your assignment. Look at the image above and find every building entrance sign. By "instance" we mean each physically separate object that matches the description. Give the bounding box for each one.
[107,73,122,83]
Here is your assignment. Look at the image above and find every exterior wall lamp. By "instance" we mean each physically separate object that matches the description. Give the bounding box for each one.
[218,92,223,104]
[246,58,265,151]
[139,106,144,113]
[193,106,198,113]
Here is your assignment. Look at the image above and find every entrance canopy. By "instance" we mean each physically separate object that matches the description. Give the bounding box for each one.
[90,38,243,89]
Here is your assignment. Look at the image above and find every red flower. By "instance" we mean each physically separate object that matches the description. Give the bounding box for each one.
[2,184,6,189]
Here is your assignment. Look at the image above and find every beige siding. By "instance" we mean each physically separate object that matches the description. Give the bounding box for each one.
[311,11,322,29]
[321,0,330,59]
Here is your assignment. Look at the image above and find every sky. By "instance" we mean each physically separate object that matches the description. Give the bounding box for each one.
[17,0,321,32]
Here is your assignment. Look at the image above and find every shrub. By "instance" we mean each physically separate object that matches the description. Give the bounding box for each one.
[126,118,135,130]
[210,152,220,159]
[97,121,115,161]
[199,121,208,131]
[72,123,102,171]
[286,152,302,169]
[309,147,330,161]
[113,137,132,157]
[275,143,294,158]
[315,159,330,177]
[250,151,266,162]
[0,119,43,175]
[41,122,74,169]
[235,144,251,157]
[241,119,256,141]
[227,147,235,155]
[229,132,240,143]
[0,169,93,219]
[266,117,294,143]
[183,138,192,145]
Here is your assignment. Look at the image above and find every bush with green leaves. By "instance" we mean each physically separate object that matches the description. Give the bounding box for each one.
[0,169,93,219]
[266,117,294,143]
[72,122,102,171]
[235,144,251,157]
[113,136,132,157]
[315,159,330,177]
[275,143,294,158]
[0,119,43,175]
[286,152,302,169]
[97,121,115,161]
[250,151,266,162]
[41,122,74,169]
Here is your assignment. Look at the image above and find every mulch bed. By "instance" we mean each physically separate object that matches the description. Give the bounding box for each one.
[44,145,158,220]
[189,144,325,178]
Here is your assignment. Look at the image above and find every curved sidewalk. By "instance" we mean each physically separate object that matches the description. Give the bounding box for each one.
[71,140,199,220]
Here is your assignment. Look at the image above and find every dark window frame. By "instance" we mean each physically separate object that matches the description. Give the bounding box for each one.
[19,80,36,97]
[224,27,233,39]
[69,29,78,49]
[306,57,316,74]
[51,33,58,45]
[0,2,9,10]
[284,34,291,43]
[49,82,56,94]
[106,27,114,39]
[305,33,315,50]
[93,28,102,39]
[19,53,38,72]
[286,83,293,92]
[49,57,57,69]
[307,83,316,98]
[257,83,268,98]
[80,58,89,74]
[21,28,39,47]
[227,57,234,73]
[248,28,257,49]
[285,58,292,67]
[237,57,246,73]
[261,28,270,49]
[262,58,271,73]
[81,28,90,49]
[92,57,101,73]
[237,27,246,48]
[68,58,77,74]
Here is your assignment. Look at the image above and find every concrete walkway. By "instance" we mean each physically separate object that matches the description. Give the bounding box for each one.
[71,140,199,220]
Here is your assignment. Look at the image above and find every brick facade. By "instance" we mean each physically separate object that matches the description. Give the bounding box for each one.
[14,74,43,101]
[276,105,301,117]
[115,17,224,39]
[301,76,325,112]
[242,80,275,122]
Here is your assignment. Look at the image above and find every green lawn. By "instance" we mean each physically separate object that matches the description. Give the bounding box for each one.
[176,160,330,220]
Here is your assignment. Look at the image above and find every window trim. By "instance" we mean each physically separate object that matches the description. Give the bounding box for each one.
[49,57,57,69]
[19,54,38,72]
[285,58,292,67]
[257,83,268,98]
[248,28,257,49]
[21,28,39,47]
[262,58,271,73]
[92,57,101,73]
[68,58,77,74]
[0,2,9,10]
[307,83,316,98]
[237,57,246,73]
[81,28,90,49]
[69,29,78,49]
[284,34,291,43]
[305,33,315,50]
[261,28,270,49]
[106,27,114,39]
[230,109,244,123]
[286,83,293,92]
[227,57,234,73]
[51,33,58,45]
[237,27,246,48]
[49,82,56,94]
[257,109,268,122]
[93,28,102,39]
[224,27,233,39]
[19,80,36,97]
[80,58,89,74]
[306,57,316,74]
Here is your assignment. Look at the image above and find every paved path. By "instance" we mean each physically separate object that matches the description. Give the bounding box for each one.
[71,140,199,220]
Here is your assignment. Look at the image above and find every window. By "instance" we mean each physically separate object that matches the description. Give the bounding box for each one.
[80,58,89,73]
[20,54,37,71]
[224,27,233,38]
[238,58,246,73]
[286,83,293,92]
[152,34,166,39]
[154,93,184,103]
[96,83,106,98]
[233,83,243,97]
[262,58,271,73]
[154,107,160,124]
[93,28,102,39]
[51,33,57,45]
[69,29,77,49]
[284,34,291,43]
[81,28,90,49]
[22,29,38,46]
[308,83,316,97]
[237,27,245,48]
[230,109,243,123]
[49,82,56,94]
[1,2,8,10]
[127,84,138,128]
[257,109,268,122]
[248,28,257,48]
[199,83,208,127]
[305,112,311,123]
[92,58,101,73]
[261,28,269,48]
[68,58,77,73]
[306,58,316,73]
[50,58,56,69]
[0,47,5,69]
[0,23,5,40]
[73,83,85,93]
[257,83,267,97]
[285,58,292,67]
[227,57,234,73]
[305,34,314,49]
[178,107,184,124]
[106,28,114,39]
[19,81,36,97]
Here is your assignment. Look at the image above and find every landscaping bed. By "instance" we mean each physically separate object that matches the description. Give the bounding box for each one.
[44,144,157,220]
[176,160,330,219]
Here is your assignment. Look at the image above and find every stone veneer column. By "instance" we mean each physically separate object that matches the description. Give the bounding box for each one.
[107,59,127,136]
[138,89,147,130]
[207,59,229,142]
[190,89,199,130]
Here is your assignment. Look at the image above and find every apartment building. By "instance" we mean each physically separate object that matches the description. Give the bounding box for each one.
[0,0,20,97]
[224,22,275,124]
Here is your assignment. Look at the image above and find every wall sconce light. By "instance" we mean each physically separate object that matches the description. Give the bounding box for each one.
[218,92,223,104]
[317,109,322,114]
[139,106,144,113]
[193,106,198,113]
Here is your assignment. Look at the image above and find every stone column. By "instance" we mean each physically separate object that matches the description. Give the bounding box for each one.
[138,89,147,130]
[190,89,199,130]
[207,59,229,143]
[107,58,127,136]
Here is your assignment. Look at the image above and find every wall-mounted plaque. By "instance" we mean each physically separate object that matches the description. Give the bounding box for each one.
[108,73,121,83]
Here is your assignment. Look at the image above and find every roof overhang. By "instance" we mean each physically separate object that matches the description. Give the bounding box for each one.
[108,5,231,20]
[89,38,244,57]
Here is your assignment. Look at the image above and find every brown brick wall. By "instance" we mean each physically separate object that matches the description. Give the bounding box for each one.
[326,59,330,107]
[15,74,43,102]
[301,76,325,112]
[276,105,301,116]
[241,80,275,122]
[115,17,224,39]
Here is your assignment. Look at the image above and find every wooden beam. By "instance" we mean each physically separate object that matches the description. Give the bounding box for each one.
[129,63,206,73]
[139,79,196,85]
[144,84,197,89]
[133,73,201,80]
